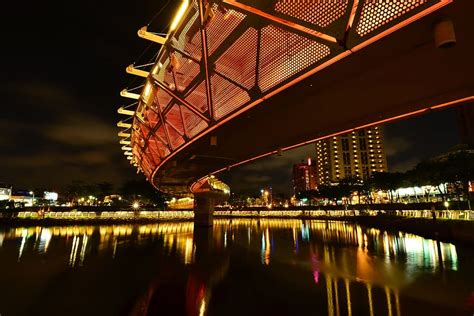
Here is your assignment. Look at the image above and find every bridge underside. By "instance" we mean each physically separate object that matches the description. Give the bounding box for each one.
[126,0,473,194]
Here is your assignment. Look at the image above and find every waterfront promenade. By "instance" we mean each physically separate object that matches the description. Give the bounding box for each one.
[2,206,473,245]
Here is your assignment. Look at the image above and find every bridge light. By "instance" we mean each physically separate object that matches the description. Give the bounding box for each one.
[120,139,131,145]
[118,106,135,116]
[118,131,131,138]
[170,0,189,31]
[434,18,456,49]
[151,62,162,75]
[143,82,152,99]
[120,89,140,100]
[210,135,217,146]
[137,26,167,44]
[126,64,149,78]
[117,121,132,128]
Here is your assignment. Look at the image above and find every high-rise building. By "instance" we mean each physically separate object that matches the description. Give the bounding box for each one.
[315,126,388,185]
[293,158,318,194]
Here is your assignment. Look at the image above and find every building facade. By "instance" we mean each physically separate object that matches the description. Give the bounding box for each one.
[293,158,318,194]
[315,127,388,185]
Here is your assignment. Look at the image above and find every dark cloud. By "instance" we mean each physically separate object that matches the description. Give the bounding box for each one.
[384,136,413,157]
[44,115,117,146]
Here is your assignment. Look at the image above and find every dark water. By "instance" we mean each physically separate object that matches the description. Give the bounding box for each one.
[0,219,472,316]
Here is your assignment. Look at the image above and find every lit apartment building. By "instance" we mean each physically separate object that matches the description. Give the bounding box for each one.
[315,127,388,185]
[293,158,318,194]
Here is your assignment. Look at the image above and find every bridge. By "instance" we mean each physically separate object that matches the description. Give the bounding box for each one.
[118,0,473,223]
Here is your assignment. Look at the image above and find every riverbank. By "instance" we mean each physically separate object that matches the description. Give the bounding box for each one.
[350,215,474,245]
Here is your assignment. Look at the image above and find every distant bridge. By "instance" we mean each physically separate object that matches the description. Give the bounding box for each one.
[118,0,473,194]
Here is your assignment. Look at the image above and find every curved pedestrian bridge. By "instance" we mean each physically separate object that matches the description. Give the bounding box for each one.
[118,0,473,193]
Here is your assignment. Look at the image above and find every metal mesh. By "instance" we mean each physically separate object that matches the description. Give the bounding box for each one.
[215,27,258,90]
[166,122,186,149]
[356,0,428,36]
[172,51,200,92]
[258,25,331,92]
[164,103,185,135]
[211,74,251,120]
[275,0,349,28]
[206,5,246,56]
[181,106,208,138]
[184,80,209,113]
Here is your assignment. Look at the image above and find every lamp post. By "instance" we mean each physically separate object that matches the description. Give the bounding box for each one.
[444,201,450,218]
[29,191,34,207]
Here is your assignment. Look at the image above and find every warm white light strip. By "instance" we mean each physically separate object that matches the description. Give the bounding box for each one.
[170,0,189,31]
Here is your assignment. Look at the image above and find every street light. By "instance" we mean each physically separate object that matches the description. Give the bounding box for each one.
[29,191,34,207]
[132,201,140,210]
[444,201,449,210]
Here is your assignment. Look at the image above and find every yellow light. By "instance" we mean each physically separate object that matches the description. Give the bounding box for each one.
[143,82,152,98]
[170,0,189,31]
[133,201,140,210]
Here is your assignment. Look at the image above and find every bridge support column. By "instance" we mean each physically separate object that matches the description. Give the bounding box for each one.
[194,191,228,226]
[194,192,217,226]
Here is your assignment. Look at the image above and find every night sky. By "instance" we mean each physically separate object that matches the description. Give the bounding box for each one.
[1,1,463,195]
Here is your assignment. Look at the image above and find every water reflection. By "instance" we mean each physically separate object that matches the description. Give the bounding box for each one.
[0,220,471,315]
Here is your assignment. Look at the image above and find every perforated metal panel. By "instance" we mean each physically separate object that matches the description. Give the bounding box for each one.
[215,27,258,90]
[211,74,251,120]
[356,0,428,36]
[184,81,209,113]
[206,5,246,55]
[258,25,331,92]
[275,0,349,28]
[181,106,208,138]
[173,51,200,92]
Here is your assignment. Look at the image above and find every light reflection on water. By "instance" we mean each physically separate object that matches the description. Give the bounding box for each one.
[0,219,471,316]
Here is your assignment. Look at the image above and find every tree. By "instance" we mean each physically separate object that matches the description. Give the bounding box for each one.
[120,179,169,209]
[367,172,403,203]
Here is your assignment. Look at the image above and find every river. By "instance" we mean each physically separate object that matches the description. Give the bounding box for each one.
[0,219,472,315]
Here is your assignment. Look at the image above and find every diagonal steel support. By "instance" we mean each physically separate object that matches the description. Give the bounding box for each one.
[199,0,214,120]
[152,75,211,123]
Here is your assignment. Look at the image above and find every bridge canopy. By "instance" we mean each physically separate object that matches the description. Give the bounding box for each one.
[119,0,473,193]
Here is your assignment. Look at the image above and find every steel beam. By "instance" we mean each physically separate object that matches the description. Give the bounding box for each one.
[126,64,149,78]
[137,26,167,44]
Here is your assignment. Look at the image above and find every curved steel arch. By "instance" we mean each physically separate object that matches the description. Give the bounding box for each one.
[119,0,453,193]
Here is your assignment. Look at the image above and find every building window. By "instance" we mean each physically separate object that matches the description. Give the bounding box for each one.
[344,166,351,176]
[341,138,349,151]
[363,166,369,179]
[361,152,368,165]
[359,138,367,151]
[343,152,350,165]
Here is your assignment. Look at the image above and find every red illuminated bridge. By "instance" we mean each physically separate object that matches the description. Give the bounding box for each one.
[118,0,473,196]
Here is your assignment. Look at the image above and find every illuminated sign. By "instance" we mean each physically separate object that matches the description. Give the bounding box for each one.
[44,192,58,201]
